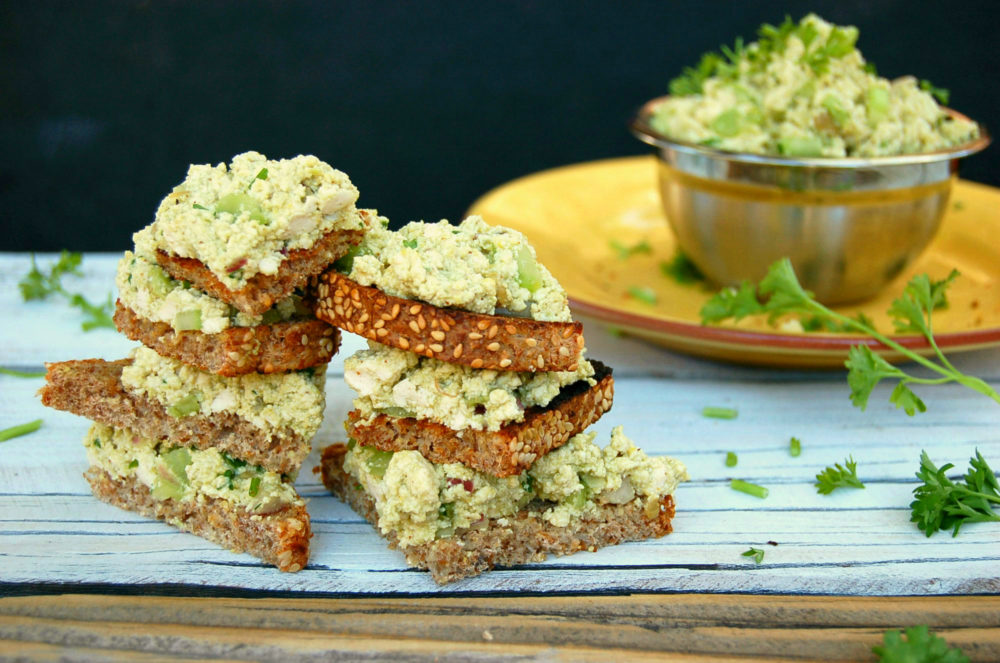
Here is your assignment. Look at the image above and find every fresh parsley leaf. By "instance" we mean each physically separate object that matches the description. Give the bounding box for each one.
[247,167,269,191]
[627,285,658,305]
[920,79,951,106]
[402,238,419,249]
[0,419,42,442]
[70,292,115,331]
[872,624,969,663]
[815,456,865,494]
[911,450,1000,537]
[660,251,705,285]
[610,239,652,260]
[700,259,1000,414]
[741,547,765,564]
[19,253,114,332]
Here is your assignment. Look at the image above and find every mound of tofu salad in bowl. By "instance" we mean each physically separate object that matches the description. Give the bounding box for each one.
[630,14,990,304]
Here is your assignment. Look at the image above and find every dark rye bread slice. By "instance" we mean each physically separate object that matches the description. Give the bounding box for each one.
[86,466,310,572]
[114,300,340,377]
[156,225,365,317]
[347,361,613,477]
[314,271,585,373]
[40,359,308,476]
[318,443,675,584]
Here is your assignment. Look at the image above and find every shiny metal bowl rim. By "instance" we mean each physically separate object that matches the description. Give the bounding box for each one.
[630,95,991,169]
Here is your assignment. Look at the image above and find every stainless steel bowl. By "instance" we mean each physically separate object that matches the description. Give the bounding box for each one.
[630,96,991,304]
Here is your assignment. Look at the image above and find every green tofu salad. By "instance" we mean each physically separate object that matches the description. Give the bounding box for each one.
[650,14,980,157]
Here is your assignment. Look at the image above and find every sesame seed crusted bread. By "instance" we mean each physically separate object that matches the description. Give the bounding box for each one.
[39,359,310,476]
[346,361,613,477]
[114,300,340,376]
[156,224,366,317]
[318,442,675,584]
[314,270,585,373]
[86,465,310,572]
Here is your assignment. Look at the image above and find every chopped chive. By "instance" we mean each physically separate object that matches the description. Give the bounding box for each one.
[192,203,211,211]
[703,406,738,419]
[0,367,46,378]
[93,438,101,448]
[725,452,738,467]
[742,547,765,564]
[249,476,261,497]
[247,167,269,191]
[1,419,42,442]
[731,479,769,499]
[128,459,139,469]
[627,286,658,305]
[790,437,802,457]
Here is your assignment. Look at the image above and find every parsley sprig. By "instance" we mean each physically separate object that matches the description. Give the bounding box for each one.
[701,259,1000,415]
[815,456,865,494]
[911,450,1000,537]
[873,625,968,663]
[19,252,115,331]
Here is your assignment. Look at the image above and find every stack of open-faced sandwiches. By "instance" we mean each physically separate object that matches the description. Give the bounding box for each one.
[314,215,688,583]
[40,152,367,571]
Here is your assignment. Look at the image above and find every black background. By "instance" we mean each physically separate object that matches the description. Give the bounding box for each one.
[2,0,997,252]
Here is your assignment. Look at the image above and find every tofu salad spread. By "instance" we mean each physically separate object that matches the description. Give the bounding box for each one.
[116,251,308,334]
[121,346,326,440]
[86,423,300,514]
[134,151,365,288]
[342,215,572,322]
[651,14,980,157]
[344,426,689,546]
[345,342,595,431]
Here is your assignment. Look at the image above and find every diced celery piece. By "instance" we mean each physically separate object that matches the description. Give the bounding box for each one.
[167,392,201,418]
[866,87,890,124]
[821,95,849,127]
[147,264,174,297]
[151,479,184,501]
[567,486,590,510]
[365,448,394,479]
[778,135,824,157]
[162,447,191,484]
[580,473,605,493]
[375,406,415,419]
[174,308,202,331]
[215,193,270,225]
[710,108,743,137]
[516,246,543,293]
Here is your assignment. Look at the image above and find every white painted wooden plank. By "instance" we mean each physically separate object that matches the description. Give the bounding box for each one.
[2,253,999,596]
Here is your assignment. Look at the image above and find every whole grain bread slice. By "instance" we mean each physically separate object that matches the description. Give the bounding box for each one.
[346,361,613,477]
[114,301,340,376]
[318,443,675,584]
[40,359,309,476]
[314,271,585,373]
[86,465,310,572]
[156,225,365,317]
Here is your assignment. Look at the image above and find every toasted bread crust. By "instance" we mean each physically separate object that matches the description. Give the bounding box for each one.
[314,271,585,373]
[113,301,340,377]
[319,443,675,584]
[40,359,308,475]
[347,361,613,477]
[155,226,365,317]
[86,466,310,572]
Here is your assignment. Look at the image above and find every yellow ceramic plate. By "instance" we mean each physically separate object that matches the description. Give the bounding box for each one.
[468,156,1000,367]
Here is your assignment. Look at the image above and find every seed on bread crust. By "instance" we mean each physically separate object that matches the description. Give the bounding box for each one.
[346,362,613,477]
[314,271,584,373]
[114,301,339,377]
[156,224,366,317]
[317,441,673,584]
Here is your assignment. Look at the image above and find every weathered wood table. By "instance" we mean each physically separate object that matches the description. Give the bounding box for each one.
[1,253,998,660]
